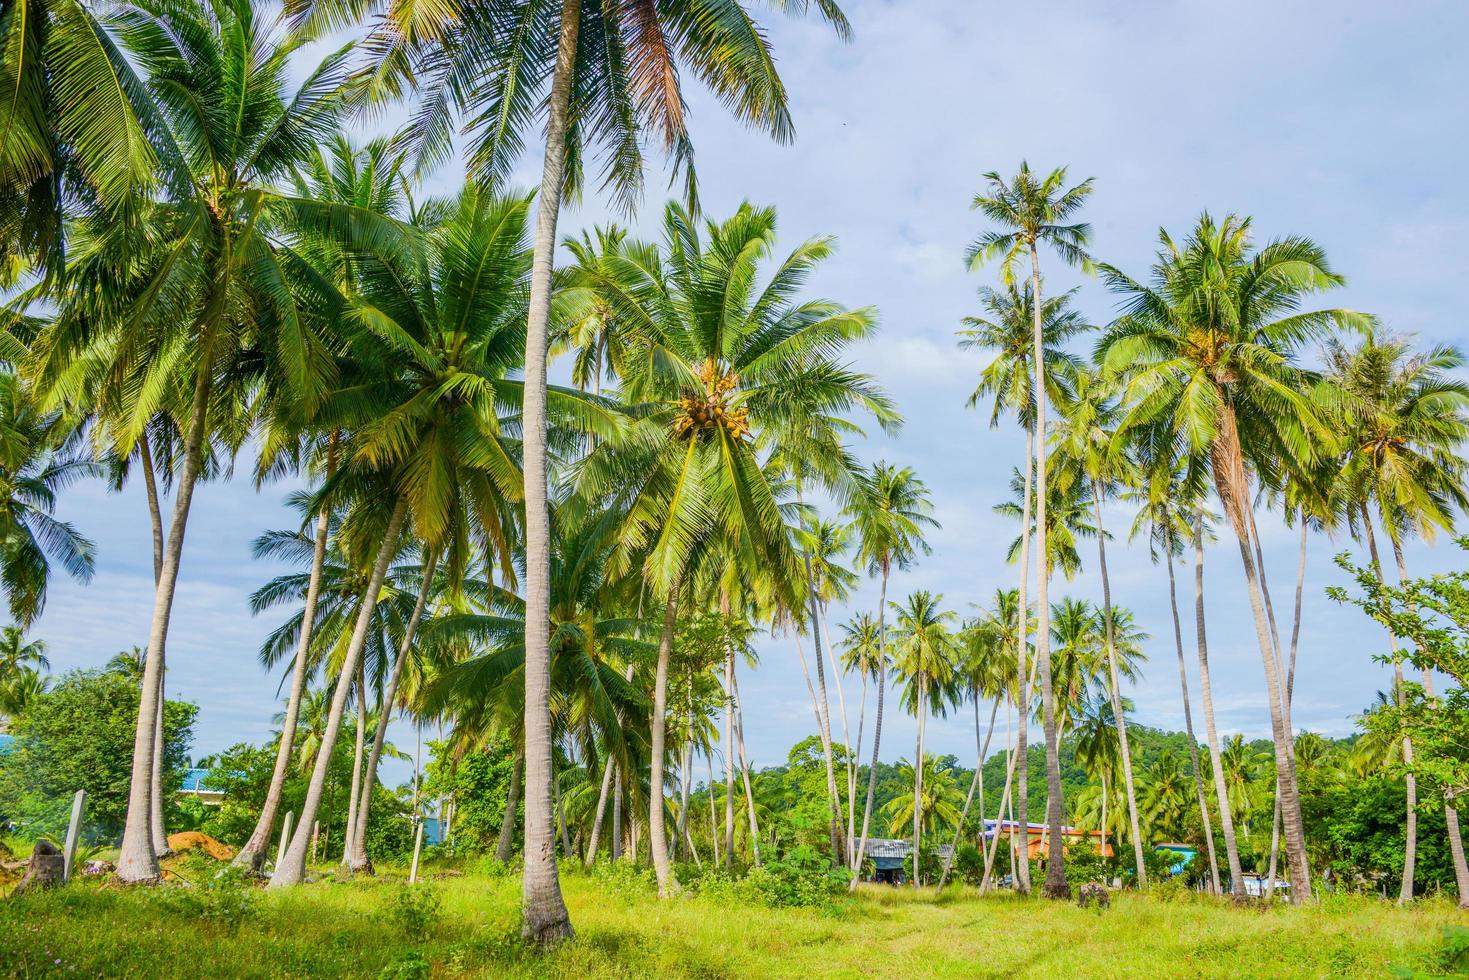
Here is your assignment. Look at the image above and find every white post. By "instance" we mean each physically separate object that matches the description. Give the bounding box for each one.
[409,821,425,884]
[62,789,87,881]
[276,810,294,868]
[310,820,320,865]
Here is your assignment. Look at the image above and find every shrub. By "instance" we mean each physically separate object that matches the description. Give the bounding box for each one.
[1062,841,1110,890]
[376,949,431,980]
[380,886,444,941]
[591,859,655,904]
[736,846,850,909]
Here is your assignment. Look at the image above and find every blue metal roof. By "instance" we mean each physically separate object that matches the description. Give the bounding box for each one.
[0,733,14,754]
[180,768,221,793]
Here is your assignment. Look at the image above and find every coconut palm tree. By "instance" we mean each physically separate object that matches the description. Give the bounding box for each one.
[28,0,367,883]
[967,162,1094,898]
[1098,213,1369,904]
[1327,334,1469,902]
[994,467,1099,584]
[1052,365,1147,885]
[838,610,883,858]
[0,665,46,725]
[569,202,887,896]
[337,0,855,942]
[881,754,963,851]
[844,463,937,883]
[892,589,957,888]
[957,279,1085,894]
[0,625,48,677]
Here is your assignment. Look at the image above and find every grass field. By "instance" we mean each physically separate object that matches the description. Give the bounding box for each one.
[2,857,1465,978]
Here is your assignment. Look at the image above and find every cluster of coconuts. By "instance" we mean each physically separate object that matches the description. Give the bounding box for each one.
[672,358,752,439]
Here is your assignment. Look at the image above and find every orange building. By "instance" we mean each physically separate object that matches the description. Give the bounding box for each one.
[982,820,1114,859]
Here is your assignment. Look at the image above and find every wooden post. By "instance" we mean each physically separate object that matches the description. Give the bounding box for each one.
[276,810,294,868]
[62,789,86,881]
[409,821,424,884]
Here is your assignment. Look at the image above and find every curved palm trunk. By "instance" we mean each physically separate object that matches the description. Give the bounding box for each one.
[1194,514,1246,895]
[649,584,681,896]
[497,747,524,863]
[724,651,735,867]
[794,625,844,863]
[850,563,890,888]
[852,664,868,854]
[140,432,170,860]
[350,550,440,872]
[1362,510,1416,903]
[585,757,615,866]
[706,749,720,867]
[1091,482,1147,886]
[1166,553,1220,894]
[1267,522,1308,897]
[732,672,762,866]
[676,741,692,863]
[118,366,213,884]
[980,700,1022,893]
[341,667,367,867]
[940,694,1000,889]
[1014,427,1035,895]
[1210,411,1309,904]
[912,678,926,887]
[517,0,580,944]
[236,501,333,871]
[822,600,857,856]
[270,496,407,888]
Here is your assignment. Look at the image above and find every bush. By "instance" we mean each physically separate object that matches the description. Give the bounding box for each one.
[736,846,850,909]
[1062,841,1110,890]
[591,859,655,904]
[380,886,443,941]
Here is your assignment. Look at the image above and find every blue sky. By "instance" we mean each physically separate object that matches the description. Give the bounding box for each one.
[32,0,1469,788]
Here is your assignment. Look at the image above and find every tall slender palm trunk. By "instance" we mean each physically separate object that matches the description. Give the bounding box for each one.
[1092,482,1147,886]
[350,551,440,872]
[1014,428,1034,895]
[797,507,846,864]
[1194,515,1245,895]
[517,0,580,944]
[822,600,857,856]
[138,432,170,860]
[724,651,735,867]
[1028,245,1067,899]
[706,749,720,867]
[585,757,615,865]
[732,672,762,866]
[1166,553,1220,894]
[236,494,333,871]
[940,694,1000,889]
[649,584,682,896]
[912,678,926,887]
[794,626,843,862]
[851,564,890,887]
[271,496,408,888]
[980,697,1023,893]
[676,741,692,863]
[497,747,524,862]
[1267,522,1308,897]
[1362,509,1416,903]
[118,366,214,884]
[342,667,367,866]
[1210,411,1309,905]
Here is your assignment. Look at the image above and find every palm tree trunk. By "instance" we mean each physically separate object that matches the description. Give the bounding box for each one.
[517,0,580,945]
[732,670,762,866]
[497,747,524,863]
[1166,553,1220,894]
[556,766,573,858]
[1194,513,1246,896]
[940,694,1001,889]
[724,650,735,867]
[823,600,856,857]
[1362,510,1416,903]
[851,563,890,888]
[676,741,692,863]
[1091,482,1147,886]
[1027,244,1067,899]
[270,495,408,888]
[853,661,868,857]
[611,772,623,862]
[1209,415,1309,904]
[585,756,615,866]
[913,678,925,887]
[1100,766,1108,863]
[236,497,333,871]
[140,431,170,860]
[794,626,844,863]
[1013,426,1036,895]
[980,703,1021,894]
[706,749,721,868]
[1267,521,1308,898]
[118,365,213,884]
[350,550,440,872]
[342,666,367,867]
[649,584,681,896]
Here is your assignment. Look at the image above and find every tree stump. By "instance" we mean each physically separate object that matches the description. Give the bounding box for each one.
[1077,882,1110,910]
[11,840,64,897]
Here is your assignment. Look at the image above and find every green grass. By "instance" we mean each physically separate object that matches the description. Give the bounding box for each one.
[1,858,1463,978]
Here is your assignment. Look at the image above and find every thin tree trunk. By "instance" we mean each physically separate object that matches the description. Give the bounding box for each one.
[852,659,868,859]
[1028,245,1067,899]
[342,665,367,867]
[140,431,170,860]
[732,672,762,866]
[1167,553,1220,894]
[271,496,408,888]
[724,650,735,867]
[1013,427,1035,895]
[556,767,573,858]
[1267,521,1308,898]
[1363,510,1416,903]
[706,749,720,868]
[794,626,844,863]
[1092,482,1147,886]
[823,600,856,857]
[236,476,334,870]
[649,584,681,896]
[913,679,925,887]
[611,771,623,862]
[497,747,524,863]
[851,564,890,888]
[980,709,1020,894]
[940,695,1000,889]
[585,757,615,867]
[1211,415,1310,902]
[518,0,580,945]
[1194,513,1245,896]
[676,741,692,863]
[350,551,440,872]
[118,366,213,884]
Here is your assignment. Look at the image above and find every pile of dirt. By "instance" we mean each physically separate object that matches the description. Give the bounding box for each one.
[166,831,234,861]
